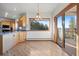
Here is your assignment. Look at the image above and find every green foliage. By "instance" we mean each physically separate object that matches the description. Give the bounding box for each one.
[69,17,75,39]
[69,17,75,30]
[30,20,48,30]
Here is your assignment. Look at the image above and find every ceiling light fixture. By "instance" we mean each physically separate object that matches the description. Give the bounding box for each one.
[14,8,17,11]
[35,3,41,20]
[5,12,8,17]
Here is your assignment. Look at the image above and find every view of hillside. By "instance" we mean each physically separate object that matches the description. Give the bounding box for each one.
[30,20,49,30]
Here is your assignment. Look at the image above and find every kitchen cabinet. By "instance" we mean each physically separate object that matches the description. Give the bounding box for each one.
[0,32,17,55]
[0,35,2,55]
[0,19,15,32]
[18,16,26,27]
[17,31,26,43]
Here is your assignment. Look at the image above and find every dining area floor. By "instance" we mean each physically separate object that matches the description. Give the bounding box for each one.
[3,40,69,56]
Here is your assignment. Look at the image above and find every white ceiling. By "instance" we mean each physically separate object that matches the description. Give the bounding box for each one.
[0,3,69,19]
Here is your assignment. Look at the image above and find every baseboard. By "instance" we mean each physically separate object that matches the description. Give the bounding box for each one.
[26,38,54,42]
[27,38,52,39]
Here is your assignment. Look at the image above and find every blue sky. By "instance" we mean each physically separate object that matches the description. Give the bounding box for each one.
[57,16,76,28]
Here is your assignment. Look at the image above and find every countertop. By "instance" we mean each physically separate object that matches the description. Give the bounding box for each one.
[0,32,16,35]
[0,30,27,35]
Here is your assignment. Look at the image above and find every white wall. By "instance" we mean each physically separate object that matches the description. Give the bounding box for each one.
[25,4,69,40]
[26,13,53,40]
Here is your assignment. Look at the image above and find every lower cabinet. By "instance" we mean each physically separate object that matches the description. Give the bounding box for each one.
[0,32,17,55]
[0,36,3,55]
[3,32,17,53]
[17,31,26,43]
[0,31,26,55]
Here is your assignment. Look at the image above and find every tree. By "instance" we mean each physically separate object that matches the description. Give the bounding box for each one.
[30,20,48,30]
[69,17,75,39]
[69,17,75,30]
[44,24,48,30]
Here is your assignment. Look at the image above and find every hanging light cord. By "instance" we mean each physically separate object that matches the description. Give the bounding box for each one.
[35,3,41,20]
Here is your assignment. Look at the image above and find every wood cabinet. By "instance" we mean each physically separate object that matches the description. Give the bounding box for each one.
[17,31,26,43]
[0,18,15,32]
[18,16,26,28]
[0,35,3,55]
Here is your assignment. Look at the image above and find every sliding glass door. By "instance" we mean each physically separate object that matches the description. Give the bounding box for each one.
[57,16,63,47]
[64,6,76,56]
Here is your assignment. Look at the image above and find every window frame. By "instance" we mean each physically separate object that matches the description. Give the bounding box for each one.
[29,18,50,31]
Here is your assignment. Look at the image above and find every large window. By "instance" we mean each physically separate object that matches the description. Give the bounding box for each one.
[29,18,50,31]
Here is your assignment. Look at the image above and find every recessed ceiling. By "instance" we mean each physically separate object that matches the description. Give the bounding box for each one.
[0,3,68,19]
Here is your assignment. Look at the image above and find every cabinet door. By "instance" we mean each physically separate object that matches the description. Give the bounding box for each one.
[0,36,2,55]
[22,32,26,41]
[3,33,16,53]
[12,33,17,46]
[18,32,26,42]
[3,33,13,53]
[16,32,19,43]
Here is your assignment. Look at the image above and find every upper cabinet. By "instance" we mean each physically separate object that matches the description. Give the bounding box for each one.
[18,16,27,30]
[0,17,15,32]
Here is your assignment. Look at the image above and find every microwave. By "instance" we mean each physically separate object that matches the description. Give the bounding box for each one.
[2,25,11,32]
